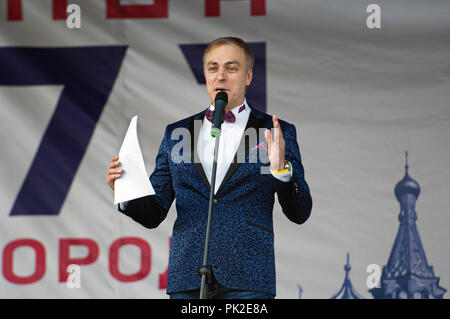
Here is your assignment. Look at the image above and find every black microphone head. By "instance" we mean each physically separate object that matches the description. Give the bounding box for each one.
[213,91,228,118]
[215,91,228,104]
[211,91,228,138]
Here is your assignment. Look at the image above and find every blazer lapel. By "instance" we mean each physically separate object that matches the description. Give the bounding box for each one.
[189,110,211,190]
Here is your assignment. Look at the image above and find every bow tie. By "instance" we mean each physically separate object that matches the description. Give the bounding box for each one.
[205,105,245,124]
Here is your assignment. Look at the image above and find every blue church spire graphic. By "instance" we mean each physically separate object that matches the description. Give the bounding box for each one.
[330,252,365,299]
[369,152,446,299]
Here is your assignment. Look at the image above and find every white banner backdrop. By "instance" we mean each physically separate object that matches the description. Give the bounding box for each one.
[0,0,449,298]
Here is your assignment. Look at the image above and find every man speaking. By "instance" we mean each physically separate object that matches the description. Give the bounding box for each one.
[106,37,312,299]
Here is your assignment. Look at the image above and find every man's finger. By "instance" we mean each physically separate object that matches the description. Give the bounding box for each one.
[108,168,122,174]
[109,161,121,169]
[272,114,285,143]
[108,161,116,169]
[107,173,121,185]
[273,114,280,129]
[273,115,281,143]
[265,129,272,154]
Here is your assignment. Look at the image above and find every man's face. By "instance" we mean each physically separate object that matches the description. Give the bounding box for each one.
[204,43,252,111]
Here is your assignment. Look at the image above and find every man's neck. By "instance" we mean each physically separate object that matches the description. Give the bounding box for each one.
[225,99,245,112]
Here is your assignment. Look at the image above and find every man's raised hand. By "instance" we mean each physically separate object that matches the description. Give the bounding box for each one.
[264,114,286,172]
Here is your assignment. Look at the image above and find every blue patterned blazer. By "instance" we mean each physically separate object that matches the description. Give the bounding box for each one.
[119,104,312,296]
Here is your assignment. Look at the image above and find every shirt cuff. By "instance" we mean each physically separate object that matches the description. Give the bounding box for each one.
[270,161,293,182]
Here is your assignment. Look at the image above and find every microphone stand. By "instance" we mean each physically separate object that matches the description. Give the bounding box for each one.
[196,91,227,299]
[197,131,221,299]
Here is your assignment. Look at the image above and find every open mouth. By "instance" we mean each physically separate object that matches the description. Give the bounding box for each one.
[215,88,229,92]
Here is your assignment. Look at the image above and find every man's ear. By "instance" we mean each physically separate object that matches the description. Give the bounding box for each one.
[246,68,253,86]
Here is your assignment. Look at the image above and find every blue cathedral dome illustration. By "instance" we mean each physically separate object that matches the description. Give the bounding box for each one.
[369,151,446,299]
[394,152,420,201]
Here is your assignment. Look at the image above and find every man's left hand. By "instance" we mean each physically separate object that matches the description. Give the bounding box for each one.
[264,114,286,172]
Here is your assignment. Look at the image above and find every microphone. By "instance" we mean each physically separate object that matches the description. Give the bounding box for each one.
[211,91,228,138]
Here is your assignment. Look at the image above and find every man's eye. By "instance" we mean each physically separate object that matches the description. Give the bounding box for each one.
[228,67,237,71]
[209,67,217,71]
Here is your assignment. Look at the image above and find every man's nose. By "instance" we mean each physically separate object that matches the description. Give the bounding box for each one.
[217,69,226,81]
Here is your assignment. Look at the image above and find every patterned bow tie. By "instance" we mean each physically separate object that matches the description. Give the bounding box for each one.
[205,105,245,124]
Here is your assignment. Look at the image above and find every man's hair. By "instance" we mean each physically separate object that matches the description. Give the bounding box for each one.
[203,37,255,71]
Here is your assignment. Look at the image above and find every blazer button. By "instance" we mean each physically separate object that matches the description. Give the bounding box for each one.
[213,199,218,204]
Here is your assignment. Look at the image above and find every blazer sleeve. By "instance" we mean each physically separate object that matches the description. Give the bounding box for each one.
[119,126,175,229]
[274,123,313,224]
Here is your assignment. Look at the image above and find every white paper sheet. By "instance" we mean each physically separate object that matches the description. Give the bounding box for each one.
[114,115,155,204]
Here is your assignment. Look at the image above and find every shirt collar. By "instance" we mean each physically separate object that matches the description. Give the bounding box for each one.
[208,98,248,117]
